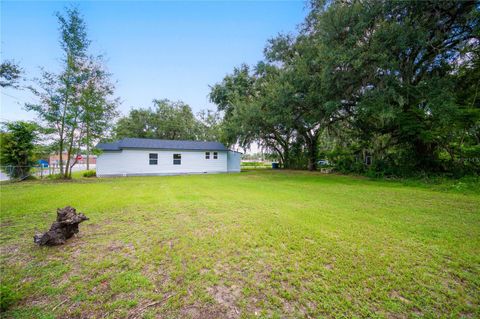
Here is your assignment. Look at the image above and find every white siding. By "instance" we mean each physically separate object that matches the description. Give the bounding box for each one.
[97,149,228,177]
[227,151,241,172]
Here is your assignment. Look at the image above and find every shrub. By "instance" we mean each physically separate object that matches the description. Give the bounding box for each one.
[83,170,96,178]
[0,121,37,179]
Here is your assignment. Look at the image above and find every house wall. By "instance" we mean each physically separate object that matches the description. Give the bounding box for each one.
[96,149,228,177]
[227,151,241,172]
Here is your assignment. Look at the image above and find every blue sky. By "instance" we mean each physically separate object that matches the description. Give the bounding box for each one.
[1,0,307,122]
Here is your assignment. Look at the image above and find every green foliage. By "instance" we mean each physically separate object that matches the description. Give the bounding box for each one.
[0,60,22,88]
[45,173,64,180]
[114,99,221,142]
[241,161,260,166]
[26,7,118,179]
[78,58,119,164]
[82,170,96,177]
[242,152,279,162]
[241,161,271,169]
[315,0,480,174]
[209,64,255,120]
[210,63,298,167]
[0,121,38,179]
[210,0,479,176]
[196,109,222,142]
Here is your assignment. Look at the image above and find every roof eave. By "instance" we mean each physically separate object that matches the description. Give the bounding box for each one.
[120,147,228,151]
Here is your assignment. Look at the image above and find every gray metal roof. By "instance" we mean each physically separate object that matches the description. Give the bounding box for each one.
[96,138,229,152]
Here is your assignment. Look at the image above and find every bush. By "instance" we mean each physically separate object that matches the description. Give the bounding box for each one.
[83,170,96,178]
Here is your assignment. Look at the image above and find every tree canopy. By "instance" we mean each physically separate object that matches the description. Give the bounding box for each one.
[0,61,22,88]
[114,99,221,142]
[210,0,480,174]
[26,8,118,178]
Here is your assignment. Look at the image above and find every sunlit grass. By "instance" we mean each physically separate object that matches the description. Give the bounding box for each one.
[1,170,479,318]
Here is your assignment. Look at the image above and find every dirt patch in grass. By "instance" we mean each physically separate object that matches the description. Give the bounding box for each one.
[125,293,175,319]
[142,264,171,292]
[108,240,136,257]
[0,243,20,256]
[389,290,411,304]
[0,220,14,228]
[180,303,227,319]
[324,263,334,270]
[206,284,241,318]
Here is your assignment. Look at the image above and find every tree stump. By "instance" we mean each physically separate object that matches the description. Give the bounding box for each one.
[34,206,89,246]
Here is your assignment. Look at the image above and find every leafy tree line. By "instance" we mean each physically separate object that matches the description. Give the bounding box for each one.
[114,99,221,142]
[210,0,480,175]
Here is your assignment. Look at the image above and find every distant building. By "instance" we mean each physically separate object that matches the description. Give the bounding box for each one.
[49,153,96,166]
[95,138,241,177]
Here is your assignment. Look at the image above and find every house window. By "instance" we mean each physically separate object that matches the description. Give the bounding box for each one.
[149,153,158,165]
[205,152,210,159]
[173,153,181,165]
[213,152,218,159]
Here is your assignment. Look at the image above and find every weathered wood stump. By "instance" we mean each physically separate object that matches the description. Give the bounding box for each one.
[34,206,89,246]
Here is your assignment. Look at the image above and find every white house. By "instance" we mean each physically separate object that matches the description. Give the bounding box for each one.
[95,138,241,177]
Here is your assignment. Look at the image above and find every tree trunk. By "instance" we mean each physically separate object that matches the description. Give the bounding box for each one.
[307,147,317,171]
[306,136,318,171]
[59,141,64,176]
[64,150,71,179]
[413,138,438,171]
[86,125,90,170]
[283,146,290,169]
[64,131,76,179]
[64,109,81,178]
[59,84,70,176]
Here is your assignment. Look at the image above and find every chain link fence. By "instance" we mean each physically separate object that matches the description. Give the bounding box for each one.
[0,164,95,182]
[1,165,58,181]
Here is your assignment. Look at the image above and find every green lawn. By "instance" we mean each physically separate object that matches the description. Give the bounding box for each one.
[1,171,479,318]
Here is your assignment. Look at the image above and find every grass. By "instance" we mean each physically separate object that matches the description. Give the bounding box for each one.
[0,170,479,318]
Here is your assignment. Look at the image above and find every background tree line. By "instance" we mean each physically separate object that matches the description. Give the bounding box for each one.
[114,99,221,142]
[210,0,480,175]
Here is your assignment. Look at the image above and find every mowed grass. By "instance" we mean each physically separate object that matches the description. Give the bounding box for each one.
[0,170,479,318]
